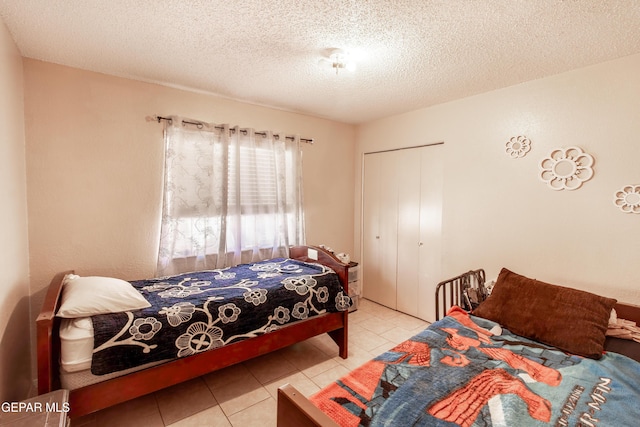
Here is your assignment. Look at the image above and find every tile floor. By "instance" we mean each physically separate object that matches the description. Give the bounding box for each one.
[72,299,430,427]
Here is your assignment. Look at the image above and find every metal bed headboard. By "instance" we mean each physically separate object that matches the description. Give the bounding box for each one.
[435,269,486,321]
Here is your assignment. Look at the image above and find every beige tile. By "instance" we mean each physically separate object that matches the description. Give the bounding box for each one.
[282,341,341,378]
[350,327,392,352]
[368,341,398,356]
[357,298,379,311]
[93,393,163,427]
[359,300,401,319]
[309,364,351,389]
[281,339,319,358]
[208,374,270,417]
[359,299,394,314]
[333,344,375,371]
[166,405,232,427]
[155,377,217,425]
[263,371,321,399]
[380,326,418,345]
[359,315,396,335]
[348,309,374,325]
[371,307,402,321]
[203,363,253,390]
[228,397,277,427]
[347,321,366,335]
[244,351,299,384]
[307,334,340,356]
[301,356,341,379]
[388,313,429,331]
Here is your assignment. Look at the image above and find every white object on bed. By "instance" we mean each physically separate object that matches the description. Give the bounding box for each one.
[56,274,150,318]
[489,324,503,335]
[59,317,170,387]
[60,318,94,372]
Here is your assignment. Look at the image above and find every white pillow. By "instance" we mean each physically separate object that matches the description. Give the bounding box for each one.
[56,274,151,318]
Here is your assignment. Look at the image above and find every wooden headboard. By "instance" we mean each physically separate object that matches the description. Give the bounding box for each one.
[289,245,349,295]
[36,270,73,394]
[434,269,640,324]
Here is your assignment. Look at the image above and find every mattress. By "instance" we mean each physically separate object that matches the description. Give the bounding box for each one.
[59,317,94,373]
[60,358,166,390]
[60,317,163,390]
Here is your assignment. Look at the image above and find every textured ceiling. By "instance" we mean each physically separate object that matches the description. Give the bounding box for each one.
[2,0,640,124]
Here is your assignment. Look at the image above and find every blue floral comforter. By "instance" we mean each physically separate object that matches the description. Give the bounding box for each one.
[90,258,350,375]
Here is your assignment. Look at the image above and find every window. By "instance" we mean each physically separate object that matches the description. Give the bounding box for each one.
[157,120,305,275]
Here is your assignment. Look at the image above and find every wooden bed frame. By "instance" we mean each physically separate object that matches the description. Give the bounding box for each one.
[277,269,640,427]
[36,245,349,419]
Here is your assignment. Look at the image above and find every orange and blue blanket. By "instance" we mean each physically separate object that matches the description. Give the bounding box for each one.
[311,307,640,426]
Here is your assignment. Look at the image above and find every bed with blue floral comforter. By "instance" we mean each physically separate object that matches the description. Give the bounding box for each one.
[90,258,351,375]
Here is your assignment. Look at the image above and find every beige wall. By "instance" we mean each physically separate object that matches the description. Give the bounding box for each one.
[0,19,31,400]
[355,53,640,306]
[23,60,356,373]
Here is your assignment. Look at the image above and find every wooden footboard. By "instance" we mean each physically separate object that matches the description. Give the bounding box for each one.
[277,384,338,427]
[37,245,349,418]
[289,245,349,359]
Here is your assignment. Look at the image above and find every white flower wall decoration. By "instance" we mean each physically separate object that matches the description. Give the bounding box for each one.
[505,136,531,158]
[539,146,594,190]
[613,185,640,214]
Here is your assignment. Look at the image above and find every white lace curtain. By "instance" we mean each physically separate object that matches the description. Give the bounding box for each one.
[157,117,305,275]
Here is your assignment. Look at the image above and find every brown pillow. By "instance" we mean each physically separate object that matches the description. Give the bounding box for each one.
[473,268,616,359]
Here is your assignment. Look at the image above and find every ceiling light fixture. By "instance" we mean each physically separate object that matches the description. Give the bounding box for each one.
[322,48,356,75]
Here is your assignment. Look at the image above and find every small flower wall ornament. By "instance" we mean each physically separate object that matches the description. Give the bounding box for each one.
[505,136,531,158]
[539,146,594,190]
[613,185,640,214]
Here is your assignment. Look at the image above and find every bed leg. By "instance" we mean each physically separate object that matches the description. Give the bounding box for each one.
[328,329,348,359]
[328,313,348,359]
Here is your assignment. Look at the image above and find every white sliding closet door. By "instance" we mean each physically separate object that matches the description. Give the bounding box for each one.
[395,149,421,316]
[417,145,443,322]
[362,151,399,309]
[362,144,443,321]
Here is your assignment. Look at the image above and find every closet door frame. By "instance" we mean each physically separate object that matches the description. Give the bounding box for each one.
[361,143,444,320]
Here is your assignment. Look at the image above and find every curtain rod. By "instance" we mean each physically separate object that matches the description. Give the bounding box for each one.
[151,115,314,144]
